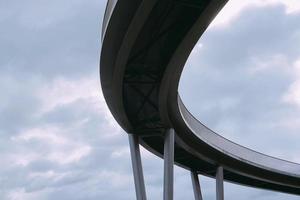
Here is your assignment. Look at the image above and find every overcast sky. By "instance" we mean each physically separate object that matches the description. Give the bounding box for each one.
[1,0,300,199]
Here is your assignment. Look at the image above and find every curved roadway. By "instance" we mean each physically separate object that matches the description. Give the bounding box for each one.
[100,0,300,195]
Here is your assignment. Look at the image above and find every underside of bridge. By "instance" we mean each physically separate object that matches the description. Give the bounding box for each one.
[100,0,300,199]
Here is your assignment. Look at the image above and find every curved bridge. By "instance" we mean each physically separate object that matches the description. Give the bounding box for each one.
[100,0,300,199]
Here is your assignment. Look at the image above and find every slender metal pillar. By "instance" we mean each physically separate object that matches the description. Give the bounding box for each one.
[191,171,203,200]
[128,134,147,200]
[163,129,175,200]
[216,166,224,200]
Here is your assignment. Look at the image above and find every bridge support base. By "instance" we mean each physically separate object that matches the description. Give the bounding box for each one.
[191,171,203,200]
[164,128,175,200]
[128,131,224,200]
[216,166,224,200]
[128,134,147,200]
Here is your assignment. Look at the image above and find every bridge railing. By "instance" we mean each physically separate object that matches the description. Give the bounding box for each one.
[178,96,300,177]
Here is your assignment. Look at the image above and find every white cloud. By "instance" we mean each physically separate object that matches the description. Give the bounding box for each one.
[11,125,92,166]
[10,153,40,167]
[18,0,87,29]
[97,170,132,188]
[12,126,68,145]
[282,59,300,107]
[37,76,120,131]
[248,54,290,74]
[48,145,91,165]
[7,189,34,200]
[211,0,300,27]
[29,170,58,179]
[111,147,129,158]
[38,77,102,113]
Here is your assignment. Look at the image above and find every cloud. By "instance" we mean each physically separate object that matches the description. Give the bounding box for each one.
[180,3,300,164]
[283,59,300,107]
[0,69,134,199]
[1,0,300,200]
[212,0,300,27]
[37,77,103,114]
[0,0,105,80]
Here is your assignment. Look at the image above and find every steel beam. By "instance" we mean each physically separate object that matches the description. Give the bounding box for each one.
[216,166,224,200]
[191,171,203,200]
[128,134,147,200]
[163,129,175,200]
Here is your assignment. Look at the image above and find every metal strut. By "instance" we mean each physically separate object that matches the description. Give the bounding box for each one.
[128,130,176,200]
[164,129,175,200]
[191,171,203,200]
[216,166,224,200]
[128,134,147,200]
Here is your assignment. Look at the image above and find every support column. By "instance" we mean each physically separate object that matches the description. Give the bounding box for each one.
[163,129,175,200]
[216,166,224,200]
[128,134,147,200]
[190,171,203,200]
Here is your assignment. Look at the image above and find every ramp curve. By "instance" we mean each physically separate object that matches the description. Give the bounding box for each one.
[100,0,300,195]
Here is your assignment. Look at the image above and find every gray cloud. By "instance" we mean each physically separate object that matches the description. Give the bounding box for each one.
[0,1,299,200]
[0,0,105,80]
[180,4,300,164]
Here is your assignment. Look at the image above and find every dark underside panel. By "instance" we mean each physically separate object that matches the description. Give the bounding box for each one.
[123,0,210,134]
